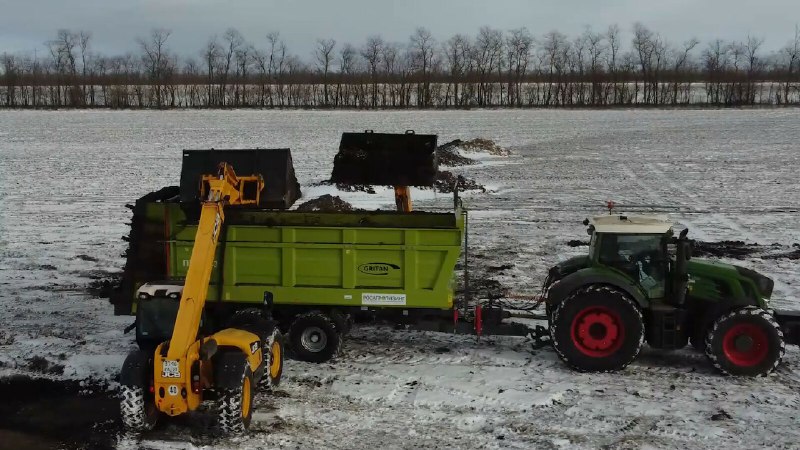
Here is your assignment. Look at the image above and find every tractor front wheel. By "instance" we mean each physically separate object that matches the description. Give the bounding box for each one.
[550,285,644,372]
[705,306,784,376]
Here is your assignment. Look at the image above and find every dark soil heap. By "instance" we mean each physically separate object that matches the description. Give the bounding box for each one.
[434,171,486,193]
[296,194,355,212]
[459,138,511,156]
[436,140,478,167]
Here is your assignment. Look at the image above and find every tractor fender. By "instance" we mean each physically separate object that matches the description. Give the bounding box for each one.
[547,268,648,309]
[120,349,152,388]
[212,350,250,390]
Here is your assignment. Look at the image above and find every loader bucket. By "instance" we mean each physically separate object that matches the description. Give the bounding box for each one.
[179,149,301,209]
[330,131,438,186]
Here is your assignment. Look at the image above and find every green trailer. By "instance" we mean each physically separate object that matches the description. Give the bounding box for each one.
[114,189,465,362]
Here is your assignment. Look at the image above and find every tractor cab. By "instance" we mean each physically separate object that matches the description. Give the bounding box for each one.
[585,214,691,305]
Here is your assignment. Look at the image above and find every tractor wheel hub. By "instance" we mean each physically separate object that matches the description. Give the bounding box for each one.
[570,306,625,358]
[734,334,755,352]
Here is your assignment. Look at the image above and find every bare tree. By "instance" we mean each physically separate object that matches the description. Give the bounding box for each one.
[138,28,173,107]
[314,38,336,106]
[583,27,606,105]
[202,37,221,106]
[361,35,383,107]
[409,27,436,107]
[505,28,532,106]
[444,34,471,106]
[606,24,621,103]
[669,38,699,104]
[219,28,244,106]
[780,25,800,104]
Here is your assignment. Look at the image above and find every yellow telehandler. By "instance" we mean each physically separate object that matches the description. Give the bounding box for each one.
[119,162,284,434]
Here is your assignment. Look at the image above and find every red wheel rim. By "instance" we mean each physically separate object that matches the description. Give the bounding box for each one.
[722,323,769,367]
[570,306,625,357]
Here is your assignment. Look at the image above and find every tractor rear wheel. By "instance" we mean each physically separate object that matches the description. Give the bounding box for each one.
[550,285,644,372]
[289,312,341,363]
[216,359,255,435]
[705,306,784,376]
[120,385,159,431]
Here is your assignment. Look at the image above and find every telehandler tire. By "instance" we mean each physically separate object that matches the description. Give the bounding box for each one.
[120,385,159,431]
[550,285,644,372]
[705,306,785,376]
[216,353,255,435]
[289,312,341,363]
[261,327,284,389]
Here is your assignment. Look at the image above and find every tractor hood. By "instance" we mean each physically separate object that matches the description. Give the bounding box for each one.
[687,258,774,301]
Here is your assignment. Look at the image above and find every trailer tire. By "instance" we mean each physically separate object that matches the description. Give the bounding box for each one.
[216,354,254,435]
[330,309,353,335]
[705,306,784,376]
[550,285,644,372]
[289,312,341,363]
[120,385,159,431]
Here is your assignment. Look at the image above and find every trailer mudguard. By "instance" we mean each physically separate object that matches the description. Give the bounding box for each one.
[547,267,649,309]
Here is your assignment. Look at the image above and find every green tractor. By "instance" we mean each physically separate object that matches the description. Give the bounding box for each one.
[545,214,786,376]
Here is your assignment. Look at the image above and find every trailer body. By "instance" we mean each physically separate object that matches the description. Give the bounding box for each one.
[114,200,464,316]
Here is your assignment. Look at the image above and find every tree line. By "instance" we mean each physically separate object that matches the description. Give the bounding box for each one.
[1,24,799,109]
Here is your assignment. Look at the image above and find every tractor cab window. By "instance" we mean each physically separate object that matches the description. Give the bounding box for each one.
[597,233,666,298]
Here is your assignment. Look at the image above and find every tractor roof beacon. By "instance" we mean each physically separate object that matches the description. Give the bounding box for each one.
[546,213,790,376]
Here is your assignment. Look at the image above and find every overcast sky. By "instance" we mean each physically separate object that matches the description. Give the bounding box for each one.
[1,0,799,58]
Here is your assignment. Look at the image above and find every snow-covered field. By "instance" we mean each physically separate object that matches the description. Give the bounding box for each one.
[1,109,800,449]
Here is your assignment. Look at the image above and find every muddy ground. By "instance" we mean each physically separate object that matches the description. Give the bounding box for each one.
[0,376,120,450]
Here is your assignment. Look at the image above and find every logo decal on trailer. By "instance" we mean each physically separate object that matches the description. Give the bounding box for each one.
[358,262,400,276]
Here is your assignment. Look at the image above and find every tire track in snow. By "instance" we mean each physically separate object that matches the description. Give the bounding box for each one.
[645,162,752,240]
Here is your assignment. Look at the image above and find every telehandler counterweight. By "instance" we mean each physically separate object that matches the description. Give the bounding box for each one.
[119,162,285,434]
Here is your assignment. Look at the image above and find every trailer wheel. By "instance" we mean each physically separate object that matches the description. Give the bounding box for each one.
[216,357,254,435]
[289,312,341,363]
[550,285,644,372]
[705,306,784,376]
[260,327,284,389]
[120,385,159,431]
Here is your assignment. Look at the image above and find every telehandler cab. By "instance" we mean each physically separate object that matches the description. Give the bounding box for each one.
[546,214,785,376]
[119,163,285,434]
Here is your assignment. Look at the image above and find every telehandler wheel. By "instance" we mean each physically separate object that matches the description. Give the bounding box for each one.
[550,285,644,372]
[289,312,341,363]
[120,385,159,431]
[260,327,284,389]
[705,306,785,376]
[216,357,255,435]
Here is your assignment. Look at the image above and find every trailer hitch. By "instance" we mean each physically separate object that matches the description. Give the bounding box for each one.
[529,325,551,349]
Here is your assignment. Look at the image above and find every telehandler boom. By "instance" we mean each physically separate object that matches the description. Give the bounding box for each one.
[119,162,284,434]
